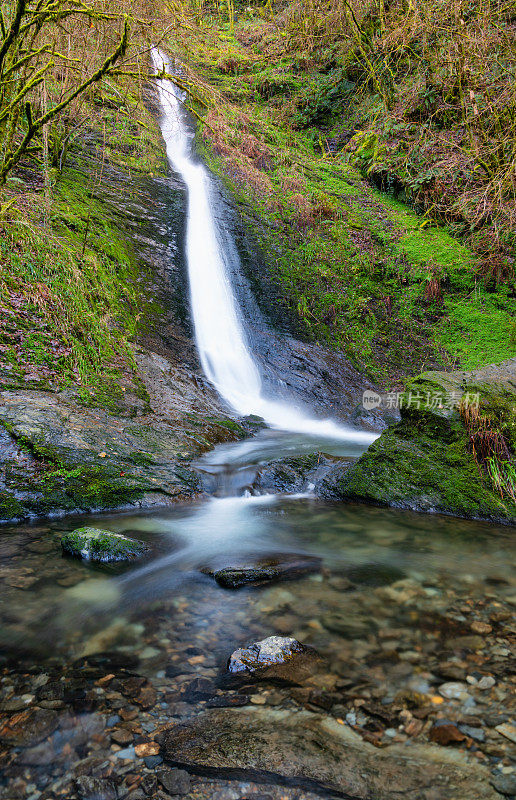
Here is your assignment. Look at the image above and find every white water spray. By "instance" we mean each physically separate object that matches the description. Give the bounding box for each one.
[151,48,376,445]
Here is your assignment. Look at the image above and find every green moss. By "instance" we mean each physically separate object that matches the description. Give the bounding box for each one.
[0,491,25,521]
[129,451,156,466]
[61,526,148,562]
[323,368,516,522]
[434,299,516,369]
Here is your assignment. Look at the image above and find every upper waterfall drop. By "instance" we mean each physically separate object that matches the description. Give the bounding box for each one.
[151,48,377,445]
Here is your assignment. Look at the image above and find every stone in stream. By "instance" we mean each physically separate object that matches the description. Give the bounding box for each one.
[60,527,148,562]
[202,553,321,589]
[74,776,117,800]
[491,773,516,797]
[156,707,499,799]
[0,707,59,747]
[157,768,191,795]
[225,636,320,685]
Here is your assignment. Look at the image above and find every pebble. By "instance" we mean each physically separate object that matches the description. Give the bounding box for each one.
[429,720,466,746]
[144,755,163,768]
[438,682,471,701]
[495,723,516,745]
[157,768,191,795]
[0,694,35,712]
[459,725,485,742]
[134,742,160,757]
[491,646,510,657]
[114,747,136,759]
[111,729,133,746]
[250,694,266,705]
[140,647,161,659]
[478,676,496,690]
[470,621,492,635]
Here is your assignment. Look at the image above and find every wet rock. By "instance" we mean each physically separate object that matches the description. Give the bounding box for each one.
[202,554,321,589]
[135,742,160,757]
[181,677,216,702]
[491,773,516,797]
[61,527,149,562]
[0,707,59,746]
[225,636,320,685]
[438,681,472,700]
[74,776,117,800]
[0,695,34,712]
[144,754,163,768]
[157,707,498,799]
[471,620,492,635]
[252,453,339,495]
[205,694,250,708]
[459,724,485,742]
[134,686,157,709]
[111,728,133,745]
[478,676,496,690]
[447,635,485,651]
[114,746,136,759]
[157,768,191,795]
[429,720,467,746]
[343,562,406,587]
[321,612,374,639]
[495,724,516,744]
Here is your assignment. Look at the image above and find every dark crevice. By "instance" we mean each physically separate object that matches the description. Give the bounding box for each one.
[162,761,365,800]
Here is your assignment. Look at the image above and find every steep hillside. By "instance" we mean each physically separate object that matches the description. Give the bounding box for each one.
[167,0,516,385]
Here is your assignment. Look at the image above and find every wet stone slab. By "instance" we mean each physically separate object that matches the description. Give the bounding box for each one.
[158,706,500,800]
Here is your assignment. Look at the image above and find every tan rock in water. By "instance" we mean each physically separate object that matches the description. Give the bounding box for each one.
[157,707,499,799]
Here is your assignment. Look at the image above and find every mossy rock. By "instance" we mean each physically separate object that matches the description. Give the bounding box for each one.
[321,361,516,524]
[0,491,25,521]
[61,527,148,562]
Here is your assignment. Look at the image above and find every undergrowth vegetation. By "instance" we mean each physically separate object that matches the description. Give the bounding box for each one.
[0,0,170,402]
[461,389,516,503]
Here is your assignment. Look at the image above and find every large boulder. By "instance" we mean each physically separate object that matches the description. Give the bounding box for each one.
[320,360,516,523]
[61,527,148,562]
[157,707,498,800]
[225,636,320,685]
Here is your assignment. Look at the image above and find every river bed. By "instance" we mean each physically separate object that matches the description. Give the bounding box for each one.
[1,494,515,799]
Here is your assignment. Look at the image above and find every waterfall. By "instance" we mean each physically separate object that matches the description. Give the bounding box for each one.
[151,48,376,445]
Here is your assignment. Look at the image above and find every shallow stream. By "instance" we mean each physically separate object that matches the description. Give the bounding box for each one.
[1,493,515,798]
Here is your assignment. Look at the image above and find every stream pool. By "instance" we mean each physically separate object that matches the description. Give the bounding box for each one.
[1,495,514,799]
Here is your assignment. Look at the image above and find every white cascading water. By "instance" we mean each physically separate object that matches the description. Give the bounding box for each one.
[151,48,376,445]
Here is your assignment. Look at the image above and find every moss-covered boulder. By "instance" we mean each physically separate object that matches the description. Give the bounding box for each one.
[320,359,516,523]
[61,527,148,562]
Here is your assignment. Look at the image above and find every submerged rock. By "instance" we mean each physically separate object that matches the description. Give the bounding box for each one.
[202,553,321,589]
[0,707,59,747]
[61,527,148,562]
[320,360,516,523]
[75,776,117,800]
[157,707,499,799]
[226,636,319,684]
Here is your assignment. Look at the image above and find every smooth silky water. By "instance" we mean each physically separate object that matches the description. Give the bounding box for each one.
[1,501,515,662]
[150,48,376,445]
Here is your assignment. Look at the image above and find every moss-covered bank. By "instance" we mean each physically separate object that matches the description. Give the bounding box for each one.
[321,359,516,523]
